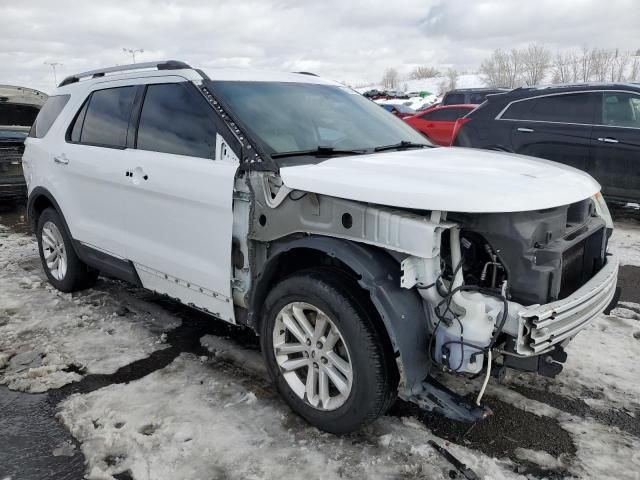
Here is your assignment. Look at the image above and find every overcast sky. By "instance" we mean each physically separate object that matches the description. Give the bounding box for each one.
[1,0,639,93]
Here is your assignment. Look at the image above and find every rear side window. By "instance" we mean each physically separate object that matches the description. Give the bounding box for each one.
[502,93,594,124]
[442,93,465,105]
[602,92,640,128]
[136,83,216,158]
[30,95,70,138]
[80,86,137,148]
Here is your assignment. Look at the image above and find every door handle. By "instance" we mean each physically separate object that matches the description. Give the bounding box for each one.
[597,137,619,144]
[517,127,534,133]
[53,154,69,165]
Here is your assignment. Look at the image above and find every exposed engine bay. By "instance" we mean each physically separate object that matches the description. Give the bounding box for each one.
[402,197,612,385]
[238,170,618,414]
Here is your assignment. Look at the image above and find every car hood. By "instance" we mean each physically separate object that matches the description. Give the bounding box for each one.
[279,147,601,213]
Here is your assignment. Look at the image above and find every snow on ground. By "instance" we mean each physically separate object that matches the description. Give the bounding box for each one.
[58,353,523,480]
[482,383,640,480]
[0,227,179,392]
[375,95,440,111]
[609,220,640,266]
[501,309,640,413]
[3,212,640,479]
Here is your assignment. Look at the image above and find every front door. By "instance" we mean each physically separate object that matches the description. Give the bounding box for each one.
[121,81,238,322]
[590,90,640,202]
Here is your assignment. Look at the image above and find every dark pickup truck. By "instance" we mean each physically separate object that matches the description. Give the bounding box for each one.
[1,85,47,200]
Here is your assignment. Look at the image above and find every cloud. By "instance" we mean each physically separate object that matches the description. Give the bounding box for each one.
[0,0,638,93]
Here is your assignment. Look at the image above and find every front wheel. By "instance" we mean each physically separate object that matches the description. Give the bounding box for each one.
[261,269,397,433]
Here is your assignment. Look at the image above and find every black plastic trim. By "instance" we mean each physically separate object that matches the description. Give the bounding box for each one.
[74,242,142,286]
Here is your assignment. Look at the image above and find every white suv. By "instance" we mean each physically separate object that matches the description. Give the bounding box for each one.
[23,60,619,433]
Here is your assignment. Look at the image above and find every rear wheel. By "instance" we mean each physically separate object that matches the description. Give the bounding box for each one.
[36,208,98,292]
[261,269,397,433]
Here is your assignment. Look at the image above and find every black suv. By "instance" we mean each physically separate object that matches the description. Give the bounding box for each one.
[453,83,640,203]
[442,88,508,105]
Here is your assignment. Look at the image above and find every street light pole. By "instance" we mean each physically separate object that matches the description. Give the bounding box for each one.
[44,61,62,87]
[122,48,144,64]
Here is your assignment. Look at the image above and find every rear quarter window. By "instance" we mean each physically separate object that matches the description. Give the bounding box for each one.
[30,95,70,138]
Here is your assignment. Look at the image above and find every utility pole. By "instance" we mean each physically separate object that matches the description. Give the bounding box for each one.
[44,61,62,87]
[122,48,144,64]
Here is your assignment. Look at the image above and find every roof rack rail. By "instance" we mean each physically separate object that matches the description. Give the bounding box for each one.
[58,60,193,87]
[294,71,319,77]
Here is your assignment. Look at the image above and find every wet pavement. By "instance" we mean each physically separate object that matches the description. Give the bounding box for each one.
[1,199,639,479]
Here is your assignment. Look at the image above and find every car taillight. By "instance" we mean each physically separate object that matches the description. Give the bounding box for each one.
[450,117,471,146]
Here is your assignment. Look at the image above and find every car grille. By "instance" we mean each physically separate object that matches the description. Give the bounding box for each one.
[559,227,606,299]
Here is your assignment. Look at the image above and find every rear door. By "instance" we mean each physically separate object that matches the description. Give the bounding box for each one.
[503,92,596,171]
[58,84,139,258]
[122,81,238,322]
[590,90,640,201]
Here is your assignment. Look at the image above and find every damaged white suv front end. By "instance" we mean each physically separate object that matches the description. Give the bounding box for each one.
[26,64,619,432]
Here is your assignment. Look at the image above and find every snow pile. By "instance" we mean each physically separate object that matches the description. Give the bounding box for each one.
[355,73,486,96]
[609,222,640,265]
[0,229,179,392]
[58,353,523,480]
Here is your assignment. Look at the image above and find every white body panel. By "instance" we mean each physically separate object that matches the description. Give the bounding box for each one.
[120,148,237,322]
[24,71,238,322]
[280,147,601,213]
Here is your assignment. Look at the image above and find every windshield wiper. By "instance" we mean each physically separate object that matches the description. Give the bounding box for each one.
[374,140,433,152]
[270,146,368,159]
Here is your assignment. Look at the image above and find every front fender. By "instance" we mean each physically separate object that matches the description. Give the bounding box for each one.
[255,235,432,391]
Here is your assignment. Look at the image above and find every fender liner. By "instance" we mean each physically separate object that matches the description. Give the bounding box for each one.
[255,235,432,391]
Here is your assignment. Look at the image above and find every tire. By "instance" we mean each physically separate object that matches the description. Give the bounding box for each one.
[36,208,98,292]
[260,269,397,434]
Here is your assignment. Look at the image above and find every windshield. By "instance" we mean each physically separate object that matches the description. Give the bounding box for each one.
[210,81,430,157]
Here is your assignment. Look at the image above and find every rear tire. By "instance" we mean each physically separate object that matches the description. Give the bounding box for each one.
[36,208,98,292]
[261,269,397,434]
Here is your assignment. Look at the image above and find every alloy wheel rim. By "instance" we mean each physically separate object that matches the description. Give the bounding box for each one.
[41,221,67,281]
[273,301,353,411]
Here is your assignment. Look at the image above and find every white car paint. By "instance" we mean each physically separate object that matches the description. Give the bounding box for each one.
[279,147,601,213]
[24,69,238,322]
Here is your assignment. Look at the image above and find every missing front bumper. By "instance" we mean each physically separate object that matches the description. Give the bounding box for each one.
[516,254,619,355]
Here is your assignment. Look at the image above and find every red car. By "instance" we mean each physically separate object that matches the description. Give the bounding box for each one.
[404,104,477,146]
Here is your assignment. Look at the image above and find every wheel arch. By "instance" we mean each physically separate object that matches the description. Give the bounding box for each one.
[27,187,83,256]
[250,235,432,391]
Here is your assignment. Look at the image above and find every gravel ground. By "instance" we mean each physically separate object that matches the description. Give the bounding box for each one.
[1,201,639,480]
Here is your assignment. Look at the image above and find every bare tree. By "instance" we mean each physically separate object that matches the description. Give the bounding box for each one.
[609,49,630,81]
[579,46,594,81]
[446,68,459,91]
[521,43,551,85]
[591,48,615,82]
[479,48,523,88]
[381,68,399,89]
[409,65,440,79]
[630,55,640,81]
[551,50,574,83]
